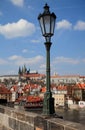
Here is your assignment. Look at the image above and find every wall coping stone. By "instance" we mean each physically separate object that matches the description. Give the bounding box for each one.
[0,105,85,130]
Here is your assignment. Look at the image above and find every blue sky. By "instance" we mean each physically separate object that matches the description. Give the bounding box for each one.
[0,0,85,75]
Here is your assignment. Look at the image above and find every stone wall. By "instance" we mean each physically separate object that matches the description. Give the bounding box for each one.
[0,105,85,130]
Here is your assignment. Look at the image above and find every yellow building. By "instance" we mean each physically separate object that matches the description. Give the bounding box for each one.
[53,94,65,107]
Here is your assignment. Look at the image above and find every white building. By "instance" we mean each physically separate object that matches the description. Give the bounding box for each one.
[51,74,85,85]
[0,75,19,82]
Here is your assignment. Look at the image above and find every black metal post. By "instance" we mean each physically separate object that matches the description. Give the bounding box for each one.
[43,42,55,115]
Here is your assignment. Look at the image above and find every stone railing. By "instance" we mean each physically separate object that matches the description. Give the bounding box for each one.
[0,105,85,130]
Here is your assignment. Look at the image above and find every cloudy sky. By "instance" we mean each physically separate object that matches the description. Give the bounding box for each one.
[0,0,85,75]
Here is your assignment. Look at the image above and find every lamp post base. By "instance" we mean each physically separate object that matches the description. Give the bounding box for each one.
[43,91,55,115]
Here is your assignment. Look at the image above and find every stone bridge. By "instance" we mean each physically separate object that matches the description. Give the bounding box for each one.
[0,105,85,130]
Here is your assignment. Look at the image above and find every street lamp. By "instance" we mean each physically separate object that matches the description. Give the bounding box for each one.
[38,3,56,115]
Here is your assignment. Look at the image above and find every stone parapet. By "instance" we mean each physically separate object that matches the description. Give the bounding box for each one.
[0,105,85,130]
[34,115,85,130]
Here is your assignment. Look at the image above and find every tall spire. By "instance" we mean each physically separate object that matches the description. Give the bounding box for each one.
[18,66,22,75]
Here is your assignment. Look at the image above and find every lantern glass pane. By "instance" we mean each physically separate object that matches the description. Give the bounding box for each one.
[39,17,45,35]
[44,15,50,35]
[51,16,55,35]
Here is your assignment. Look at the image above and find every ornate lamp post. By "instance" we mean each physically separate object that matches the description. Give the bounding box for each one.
[38,3,56,115]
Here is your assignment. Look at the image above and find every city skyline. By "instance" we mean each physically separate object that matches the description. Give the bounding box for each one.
[0,0,85,75]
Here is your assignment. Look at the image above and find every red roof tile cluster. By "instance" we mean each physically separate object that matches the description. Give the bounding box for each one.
[51,84,67,91]
[0,87,11,94]
[16,96,26,102]
[23,73,45,78]
[13,86,18,91]
[23,84,40,92]
[57,86,67,90]
[23,84,30,91]
[74,83,85,89]
[26,95,43,102]
[41,87,46,92]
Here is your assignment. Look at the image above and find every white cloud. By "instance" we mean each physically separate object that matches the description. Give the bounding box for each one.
[1,55,85,75]
[0,19,35,39]
[56,19,72,30]
[8,55,44,66]
[74,20,85,30]
[7,55,46,73]
[8,55,20,60]
[31,39,40,43]
[22,49,28,53]
[53,56,79,64]
[56,19,85,31]
[10,0,24,7]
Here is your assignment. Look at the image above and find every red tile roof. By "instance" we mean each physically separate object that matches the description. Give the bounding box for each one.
[13,86,18,91]
[16,96,26,102]
[73,83,85,89]
[57,86,67,90]
[23,73,45,78]
[26,95,43,102]
[0,87,11,94]
[41,87,46,92]
[77,83,85,89]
